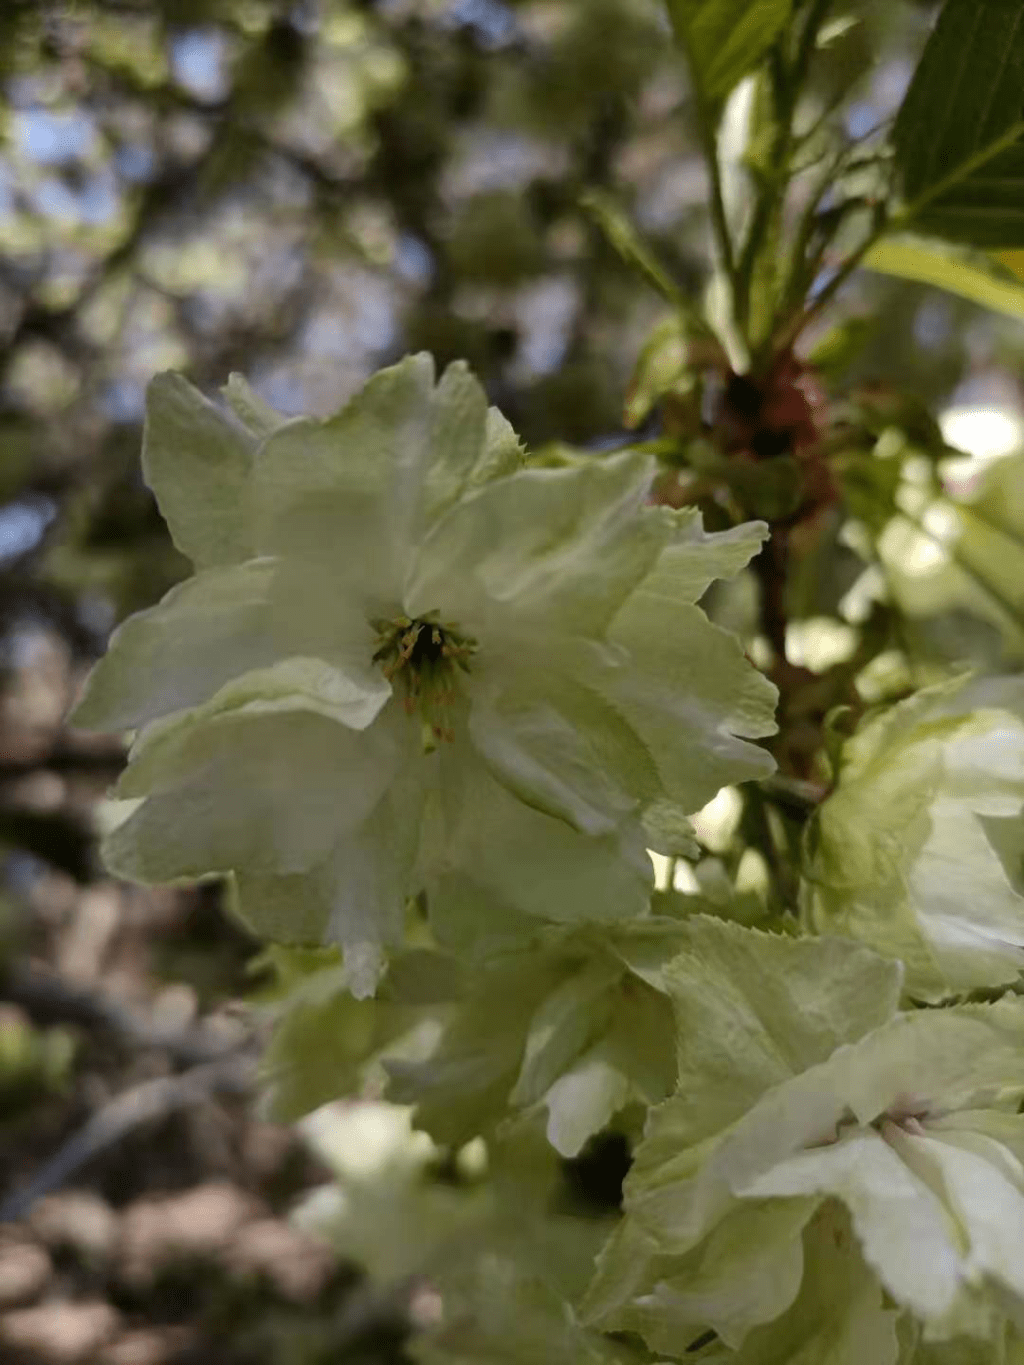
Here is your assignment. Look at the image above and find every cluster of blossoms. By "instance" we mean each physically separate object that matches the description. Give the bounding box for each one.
[75,356,1024,1362]
[584,918,1024,1363]
[804,674,1024,999]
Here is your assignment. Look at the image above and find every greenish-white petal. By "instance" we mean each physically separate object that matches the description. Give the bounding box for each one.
[391,922,677,1157]
[509,958,619,1110]
[585,1199,817,1353]
[143,372,256,567]
[540,1043,633,1158]
[468,685,637,836]
[221,373,287,439]
[427,743,654,946]
[105,701,402,883]
[739,1128,965,1323]
[234,765,425,998]
[888,1125,1024,1306]
[702,1210,901,1365]
[252,353,437,604]
[407,451,670,635]
[634,514,771,608]
[590,600,778,816]
[414,360,490,530]
[658,918,904,1149]
[803,679,1024,998]
[71,561,278,732]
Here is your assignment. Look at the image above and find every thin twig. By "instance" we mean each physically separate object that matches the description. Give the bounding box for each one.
[2,962,244,1069]
[0,1051,256,1224]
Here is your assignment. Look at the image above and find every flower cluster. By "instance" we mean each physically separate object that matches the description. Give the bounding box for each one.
[803,675,1024,999]
[583,917,1024,1361]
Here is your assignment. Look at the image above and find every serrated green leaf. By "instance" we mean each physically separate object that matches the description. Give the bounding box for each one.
[894,0,1024,246]
[668,0,793,107]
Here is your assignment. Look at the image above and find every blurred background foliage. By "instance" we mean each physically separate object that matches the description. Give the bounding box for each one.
[2,0,1024,1359]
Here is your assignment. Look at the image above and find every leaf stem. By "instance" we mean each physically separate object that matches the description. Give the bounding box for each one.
[735,0,834,351]
[783,116,1024,347]
[699,97,739,288]
[672,16,738,289]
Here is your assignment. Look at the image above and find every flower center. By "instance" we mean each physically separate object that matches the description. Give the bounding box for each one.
[371,611,477,744]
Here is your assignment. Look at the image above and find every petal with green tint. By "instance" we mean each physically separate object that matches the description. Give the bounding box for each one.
[591,600,778,817]
[251,356,514,611]
[887,1125,1024,1307]
[427,742,654,944]
[509,958,619,1111]
[407,452,669,635]
[388,954,561,1149]
[468,684,637,837]
[252,354,436,603]
[585,1198,817,1353]
[656,917,903,1150]
[414,359,489,530]
[71,560,278,732]
[104,703,402,883]
[739,1129,965,1324]
[540,1042,633,1158]
[701,1209,900,1365]
[232,763,424,997]
[221,372,287,439]
[143,372,257,568]
[635,514,771,608]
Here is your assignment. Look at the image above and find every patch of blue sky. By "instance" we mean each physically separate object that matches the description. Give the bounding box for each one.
[0,499,56,564]
[30,169,120,227]
[100,379,146,424]
[114,143,156,183]
[443,0,518,49]
[16,109,97,166]
[844,101,877,140]
[394,234,434,287]
[170,28,230,104]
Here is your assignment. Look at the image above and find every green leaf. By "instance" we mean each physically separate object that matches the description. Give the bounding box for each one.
[864,237,1024,320]
[668,0,793,107]
[581,193,688,314]
[894,0,1024,246]
[622,315,697,430]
